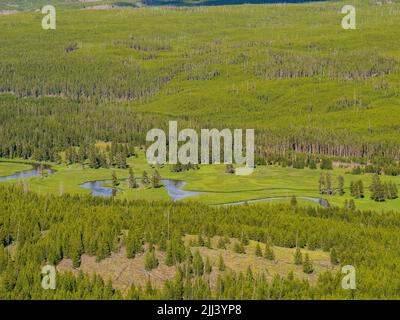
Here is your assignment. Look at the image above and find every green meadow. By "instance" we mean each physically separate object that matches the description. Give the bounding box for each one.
[1,0,400,210]
[2,152,400,212]
[0,160,31,176]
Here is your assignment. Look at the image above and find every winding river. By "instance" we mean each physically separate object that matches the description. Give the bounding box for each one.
[0,162,55,181]
[80,178,205,201]
[0,161,330,206]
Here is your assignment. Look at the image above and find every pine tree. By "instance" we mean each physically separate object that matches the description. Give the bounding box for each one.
[337,175,345,196]
[303,253,314,274]
[111,171,119,187]
[326,173,333,195]
[0,245,8,273]
[151,170,162,188]
[255,243,262,257]
[205,257,212,274]
[142,171,150,187]
[128,168,138,189]
[198,234,205,247]
[330,248,339,265]
[294,247,302,265]
[264,244,275,261]
[392,182,398,199]
[225,164,235,174]
[370,174,385,202]
[218,255,225,271]
[206,236,212,249]
[234,241,245,254]
[126,228,143,258]
[320,158,333,170]
[193,250,204,276]
[240,232,249,245]
[308,158,317,169]
[116,152,127,169]
[145,247,159,271]
[350,181,355,197]
[165,240,174,267]
[217,237,226,249]
[319,173,326,195]
[358,180,364,198]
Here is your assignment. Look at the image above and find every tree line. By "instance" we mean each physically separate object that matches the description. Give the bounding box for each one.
[0,185,400,299]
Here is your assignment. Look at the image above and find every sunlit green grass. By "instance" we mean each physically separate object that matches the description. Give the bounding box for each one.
[1,153,400,212]
[0,160,31,176]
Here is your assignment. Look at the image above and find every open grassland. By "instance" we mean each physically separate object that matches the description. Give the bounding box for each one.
[0,160,31,176]
[2,152,400,211]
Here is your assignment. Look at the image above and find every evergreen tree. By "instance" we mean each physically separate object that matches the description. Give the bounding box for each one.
[205,257,212,274]
[350,181,355,197]
[308,158,317,169]
[165,240,174,267]
[193,250,204,276]
[264,244,275,261]
[319,174,326,195]
[145,247,159,271]
[326,173,333,195]
[357,180,364,198]
[294,247,302,265]
[151,170,162,188]
[116,152,127,169]
[218,255,225,271]
[330,248,339,265]
[348,199,356,211]
[370,174,385,202]
[198,234,205,247]
[217,237,226,249]
[128,168,138,189]
[225,164,235,174]
[337,175,345,196]
[112,171,119,187]
[255,243,262,257]
[234,241,245,254]
[302,254,314,274]
[320,158,333,170]
[126,228,143,258]
[142,171,150,187]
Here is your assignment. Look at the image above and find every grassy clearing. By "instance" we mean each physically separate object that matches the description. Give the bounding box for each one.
[1,152,400,211]
[57,235,336,294]
[0,160,32,176]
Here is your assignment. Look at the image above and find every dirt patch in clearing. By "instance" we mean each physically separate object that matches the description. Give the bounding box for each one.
[57,237,337,294]
[57,246,176,294]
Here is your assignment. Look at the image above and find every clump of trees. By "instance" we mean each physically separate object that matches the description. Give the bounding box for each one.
[318,173,333,196]
[170,163,200,173]
[350,180,364,198]
[369,174,398,202]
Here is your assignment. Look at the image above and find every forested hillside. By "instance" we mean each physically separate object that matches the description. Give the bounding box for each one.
[1,1,400,160]
[1,0,400,301]
[1,185,399,299]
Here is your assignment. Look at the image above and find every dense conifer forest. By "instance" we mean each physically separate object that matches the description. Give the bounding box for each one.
[1,0,400,301]
[1,185,400,299]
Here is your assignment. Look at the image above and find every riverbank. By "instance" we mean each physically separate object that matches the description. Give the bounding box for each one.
[1,153,400,211]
